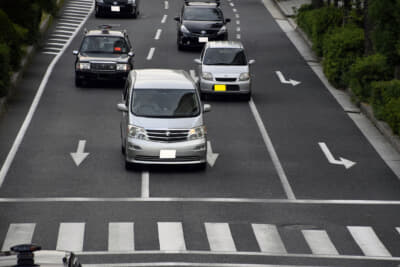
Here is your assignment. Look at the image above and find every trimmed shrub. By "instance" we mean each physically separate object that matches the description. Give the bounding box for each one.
[296,5,343,56]
[0,43,11,97]
[384,98,400,135]
[322,25,364,88]
[371,80,400,121]
[349,54,391,101]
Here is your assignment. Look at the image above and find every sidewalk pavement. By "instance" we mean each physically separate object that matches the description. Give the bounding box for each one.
[274,0,311,16]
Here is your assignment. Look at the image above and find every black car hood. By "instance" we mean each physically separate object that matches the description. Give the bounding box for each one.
[78,52,129,62]
[182,20,223,32]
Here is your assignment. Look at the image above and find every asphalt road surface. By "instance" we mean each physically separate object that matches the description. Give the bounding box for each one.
[0,0,400,266]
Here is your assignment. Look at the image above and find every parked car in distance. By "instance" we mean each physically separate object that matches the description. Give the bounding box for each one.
[174,0,230,50]
[195,41,255,100]
[73,25,134,87]
[95,0,140,18]
[117,69,211,170]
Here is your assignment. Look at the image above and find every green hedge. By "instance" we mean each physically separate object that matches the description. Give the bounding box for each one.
[322,25,364,88]
[296,5,343,56]
[0,43,11,97]
[372,79,400,122]
[349,54,391,101]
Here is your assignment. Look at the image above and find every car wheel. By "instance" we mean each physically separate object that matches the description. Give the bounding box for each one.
[75,77,83,87]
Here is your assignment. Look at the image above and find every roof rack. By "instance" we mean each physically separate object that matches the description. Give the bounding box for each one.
[184,0,220,6]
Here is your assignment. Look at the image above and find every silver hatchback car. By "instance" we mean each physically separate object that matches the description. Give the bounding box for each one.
[117,69,211,170]
[195,41,255,100]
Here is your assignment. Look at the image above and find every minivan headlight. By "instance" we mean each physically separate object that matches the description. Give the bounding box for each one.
[239,72,250,81]
[201,72,213,81]
[76,62,90,70]
[117,63,130,71]
[217,25,227,34]
[188,126,206,140]
[128,125,148,140]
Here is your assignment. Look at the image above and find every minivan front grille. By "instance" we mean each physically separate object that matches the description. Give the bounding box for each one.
[146,129,189,142]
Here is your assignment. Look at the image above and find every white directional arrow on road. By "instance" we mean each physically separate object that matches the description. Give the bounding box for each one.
[70,140,89,167]
[318,142,356,169]
[275,71,301,86]
[207,141,219,167]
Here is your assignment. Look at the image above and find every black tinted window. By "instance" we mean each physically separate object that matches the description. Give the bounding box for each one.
[132,89,200,118]
[203,48,247,65]
[183,7,223,21]
[80,36,128,53]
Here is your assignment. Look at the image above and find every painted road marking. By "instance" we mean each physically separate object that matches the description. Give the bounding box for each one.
[48,38,68,42]
[236,34,241,40]
[236,27,240,32]
[57,223,85,251]
[46,43,65,46]
[249,98,296,200]
[302,230,339,255]
[57,22,80,26]
[233,8,237,12]
[348,226,391,257]
[252,224,287,254]
[236,20,240,25]
[108,222,135,251]
[161,14,167,24]
[42,51,59,55]
[205,223,236,252]
[158,222,187,251]
[164,1,168,9]
[155,29,162,40]
[141,171,149,198]
[1,223,35,251]
[236,14,240,18]
[146,47,155,60]
[230,2,234,6]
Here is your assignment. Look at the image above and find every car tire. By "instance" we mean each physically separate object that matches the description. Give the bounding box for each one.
[75,77,83,87]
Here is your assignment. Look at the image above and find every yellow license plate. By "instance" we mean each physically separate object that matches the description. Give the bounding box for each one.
[214,84,226,91]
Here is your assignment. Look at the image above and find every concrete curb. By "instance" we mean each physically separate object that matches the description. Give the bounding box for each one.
[274,0,400,155]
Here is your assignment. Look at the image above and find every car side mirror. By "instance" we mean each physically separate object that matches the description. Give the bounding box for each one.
[194,58,201,64]
[248,59,256,65]
[128,51,135,57]
[174,16,180,22]
[225,18,231,23]
[73,50,79,55]
[203,104,211,113]
[117,103,128,112]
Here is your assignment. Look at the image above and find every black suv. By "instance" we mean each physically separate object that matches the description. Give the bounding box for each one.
[95,0,140,18]
[174,0,230,50]
[73,26,134,87]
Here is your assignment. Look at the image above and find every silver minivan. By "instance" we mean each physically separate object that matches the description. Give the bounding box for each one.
[117,69,211,169]
[195,41,255,100]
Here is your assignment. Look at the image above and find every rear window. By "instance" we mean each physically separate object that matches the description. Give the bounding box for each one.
[183,7,223,21]
[132,89,200,118]
[203,48,247,65]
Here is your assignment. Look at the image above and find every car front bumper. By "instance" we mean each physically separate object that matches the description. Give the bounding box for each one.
[125,138,207,165]
[76,70,129,81]
[199,78,251,94]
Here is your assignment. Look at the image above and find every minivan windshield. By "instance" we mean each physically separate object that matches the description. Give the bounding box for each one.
[203,48,247,65]
[183,7,223,21]
[132,89,200,118]
[80,36,128,54]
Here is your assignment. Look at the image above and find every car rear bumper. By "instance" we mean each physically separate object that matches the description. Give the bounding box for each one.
[178,32,228,48]
[96,3,137,15]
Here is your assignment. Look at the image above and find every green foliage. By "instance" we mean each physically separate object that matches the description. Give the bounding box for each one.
[349,54,391,101]
[296,5,343,56]
[0,10,24,70]
[322,25,364,88]
[0,43,11,97]
[372,80,400,120]
[384,98,400,135]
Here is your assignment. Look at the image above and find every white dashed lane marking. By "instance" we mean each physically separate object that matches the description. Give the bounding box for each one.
[147,47,155,60]
[154,29,162,40]
[161,14,167,24]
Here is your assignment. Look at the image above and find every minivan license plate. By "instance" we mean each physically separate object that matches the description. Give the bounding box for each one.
[111,6,120,12]
[214,84,226,91]
[160,150,176,159]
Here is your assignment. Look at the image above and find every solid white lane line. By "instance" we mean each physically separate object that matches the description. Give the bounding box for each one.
[302,230,339,255]
[1,223,35,251]
[252,224,287,254]
[161,14,167,24]
[146,48,155,60]
[57,223,85,251]
[108,223,135,251]
[154,29,162,40]
[164,1,168,9]
[0,0,93,187]
[158,222,186,251]
[249,98,296,200]
[347,226,391,257]
[205,223,236,252]
[141,171,149,198]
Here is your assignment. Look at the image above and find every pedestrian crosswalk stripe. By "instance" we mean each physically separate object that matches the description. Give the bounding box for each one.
[158,222,186,251]
[302,229,339,255]
[1,223,35,251]
[252,224,287,254]
[347,226,391,257]
[205,223,236,252]
[56,223,85,251]
[108,222,134,251]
